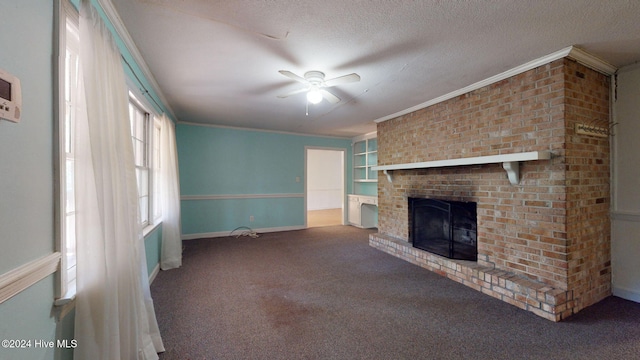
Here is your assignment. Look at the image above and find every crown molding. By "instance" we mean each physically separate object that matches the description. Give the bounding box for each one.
[374,46,617,124]
[96,0,176,119]
[177,121,353,140]
[567,46,617,75]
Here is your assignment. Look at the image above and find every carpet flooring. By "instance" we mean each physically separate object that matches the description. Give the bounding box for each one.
[151,225,640,360]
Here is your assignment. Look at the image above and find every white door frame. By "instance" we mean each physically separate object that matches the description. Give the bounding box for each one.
[304,146,347,227]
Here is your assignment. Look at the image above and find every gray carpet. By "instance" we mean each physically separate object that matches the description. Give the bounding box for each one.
[151,225,640,359]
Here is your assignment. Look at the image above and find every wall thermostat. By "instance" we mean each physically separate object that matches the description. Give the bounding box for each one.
[0,67,22,123]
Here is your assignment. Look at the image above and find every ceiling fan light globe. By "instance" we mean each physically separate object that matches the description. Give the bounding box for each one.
[307,89,323,104]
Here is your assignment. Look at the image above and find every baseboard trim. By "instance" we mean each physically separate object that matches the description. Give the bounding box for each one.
[613,286,640,303]
[149,263,160,284]
[182,225,306,240]
[611,211,640,223]
[0,252,61,304]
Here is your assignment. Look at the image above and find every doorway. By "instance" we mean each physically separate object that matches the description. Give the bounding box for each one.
[305,147,345,228]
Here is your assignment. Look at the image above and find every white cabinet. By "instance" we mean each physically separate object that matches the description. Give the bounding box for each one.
[348,195,378,228]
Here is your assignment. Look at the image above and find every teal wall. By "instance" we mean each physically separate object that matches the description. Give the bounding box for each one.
[144,225,162,276]
[0,2,167,359]
[177,124,352,236]
[0,1,58,359]
[354,181,378,196]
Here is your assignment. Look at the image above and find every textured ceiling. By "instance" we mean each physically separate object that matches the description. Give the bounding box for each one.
[110,0,640,137]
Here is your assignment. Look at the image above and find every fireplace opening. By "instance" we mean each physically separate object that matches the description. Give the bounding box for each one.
[409,198,477,261]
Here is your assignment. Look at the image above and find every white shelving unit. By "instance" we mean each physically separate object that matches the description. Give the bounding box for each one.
[353,137,378,183]
[349,133,378,228]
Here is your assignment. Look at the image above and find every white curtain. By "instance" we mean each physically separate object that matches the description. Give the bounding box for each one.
[74,1,164,358]
[159,114,182,270]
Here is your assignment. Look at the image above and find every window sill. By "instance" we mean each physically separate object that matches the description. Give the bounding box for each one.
[142,221,162,238]
[54,284,76,320]
[53,223,163,321]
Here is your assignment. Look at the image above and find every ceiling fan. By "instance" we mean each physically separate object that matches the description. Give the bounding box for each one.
[277,70,361,104]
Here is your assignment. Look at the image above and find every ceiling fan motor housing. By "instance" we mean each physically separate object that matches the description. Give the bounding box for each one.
[304,71,326,86]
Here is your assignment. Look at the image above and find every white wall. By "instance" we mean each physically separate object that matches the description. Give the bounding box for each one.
[611,63,640,302]
[307,149,343,210]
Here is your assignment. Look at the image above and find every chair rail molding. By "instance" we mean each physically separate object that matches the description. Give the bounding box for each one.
[0,252,61,304]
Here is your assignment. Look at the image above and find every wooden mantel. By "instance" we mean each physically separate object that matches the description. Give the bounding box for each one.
[372,151,552,185]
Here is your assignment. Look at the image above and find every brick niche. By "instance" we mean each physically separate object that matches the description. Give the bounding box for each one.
[370,58,611,321]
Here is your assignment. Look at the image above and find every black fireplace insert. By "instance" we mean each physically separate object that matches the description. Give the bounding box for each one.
[409,198,477,261]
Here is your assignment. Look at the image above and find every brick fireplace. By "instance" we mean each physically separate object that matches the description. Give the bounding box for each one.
[369,55,612,321]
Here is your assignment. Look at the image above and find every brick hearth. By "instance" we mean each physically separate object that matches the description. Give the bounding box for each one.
[370,233,573,321]
[371,57,611,321]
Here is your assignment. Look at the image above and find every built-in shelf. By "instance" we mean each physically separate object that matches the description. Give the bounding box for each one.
[372,151,552,185]
[353,137,378,183]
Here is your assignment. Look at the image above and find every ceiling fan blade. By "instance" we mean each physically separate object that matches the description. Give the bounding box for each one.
[278,70,308,84]
[277,87,309,98]
[320,89,341,104]
[324,73,360,87]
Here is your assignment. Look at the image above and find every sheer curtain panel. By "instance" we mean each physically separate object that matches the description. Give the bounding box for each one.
[74,1,164,358]
[160,114,182,270]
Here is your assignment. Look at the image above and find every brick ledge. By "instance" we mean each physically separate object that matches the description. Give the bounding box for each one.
[369,233,575,321]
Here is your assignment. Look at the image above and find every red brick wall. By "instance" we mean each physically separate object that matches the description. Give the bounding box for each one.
[376,58,610,313]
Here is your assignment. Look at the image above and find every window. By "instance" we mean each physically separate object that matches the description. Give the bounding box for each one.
[57,3,80,301]
[56,0,163,303]
[129,96,156,228]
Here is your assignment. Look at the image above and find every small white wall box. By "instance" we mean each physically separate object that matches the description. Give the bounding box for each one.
[0,67,22,123]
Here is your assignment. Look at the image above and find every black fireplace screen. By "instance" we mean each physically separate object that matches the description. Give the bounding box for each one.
[409,198,477,261]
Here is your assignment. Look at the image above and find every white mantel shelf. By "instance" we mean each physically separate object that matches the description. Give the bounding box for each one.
[372,151,552,185]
